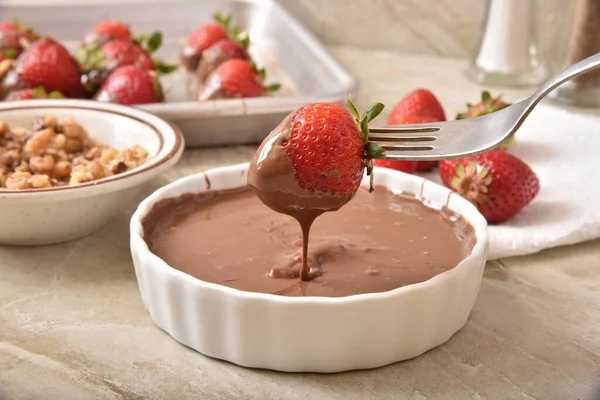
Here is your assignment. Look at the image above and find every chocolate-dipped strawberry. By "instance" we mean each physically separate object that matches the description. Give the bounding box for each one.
[77,31,176,96]
[94,65,164,105]
[82,20,132,47]
[198,59,280,100]
[0,21,38,62]
[248,99,385,281]
[195,38,249,82]
[181,11,249,73]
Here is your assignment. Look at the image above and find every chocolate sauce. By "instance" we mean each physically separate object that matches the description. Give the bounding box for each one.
[196,48,233,82]
[180,46,202,72]
[197,69,226,101]
[247,113,357,280]
[143,186,475,298]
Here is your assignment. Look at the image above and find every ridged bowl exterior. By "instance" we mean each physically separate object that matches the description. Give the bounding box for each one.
[130,164,488,372]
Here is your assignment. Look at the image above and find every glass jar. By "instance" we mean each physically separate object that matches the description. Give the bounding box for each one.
[466,0,551,87]
[548,0,600,107]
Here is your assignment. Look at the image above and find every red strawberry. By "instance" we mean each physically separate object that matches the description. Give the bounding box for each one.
[84,21,132,46]
[198,59,280,100]
[388,88,446,123]
[250,99,385,211]
[93,65,163,105]
[77,31,175,96]
[188,23,227,53]
[0,21,38,61]
[101,39,155,70]
[0,21,38,42]
[209,39,248,60]
[438,148,540,224]
[10,38,83,98]
[6,86,63,101]
[457,90,515,147]
[181,11,249,72]
[387,113,441,172]
[388,90,445,171]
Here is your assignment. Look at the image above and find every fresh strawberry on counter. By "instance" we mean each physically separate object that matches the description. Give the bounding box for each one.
[385,88,446,172]
[438,148,540,224]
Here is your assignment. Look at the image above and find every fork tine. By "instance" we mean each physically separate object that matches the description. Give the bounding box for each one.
[368,125,440,143]
[380,145,434,152]
[369,126,440,133]
[373,135,437,143]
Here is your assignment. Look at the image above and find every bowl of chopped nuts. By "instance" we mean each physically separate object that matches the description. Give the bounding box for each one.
[0,99,184,245]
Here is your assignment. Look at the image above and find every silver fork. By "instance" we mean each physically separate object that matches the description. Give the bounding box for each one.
[368,52,600,161]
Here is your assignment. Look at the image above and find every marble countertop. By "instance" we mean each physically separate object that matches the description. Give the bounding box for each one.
[1,47,599,400]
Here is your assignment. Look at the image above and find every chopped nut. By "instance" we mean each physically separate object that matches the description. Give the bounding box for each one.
[101,147,118,163]
[6,172,31,190]
[62,118,87,140]
[0,121,8,136]
[24,128,55,156]
[0,115,148,190]
[52,133,66,150]
[65,138,84,153]
[85,146,101,160]
[86,160,106,180]
[0,149,20,167]
[69,166,94,186]
[14,161,31,173]
[111,161,127,175]
[29,155,55,175]
[53,161,71,180]
[28,174,52,189]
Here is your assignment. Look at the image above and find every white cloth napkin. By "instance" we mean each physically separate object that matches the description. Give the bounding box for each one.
[423,103,600,260]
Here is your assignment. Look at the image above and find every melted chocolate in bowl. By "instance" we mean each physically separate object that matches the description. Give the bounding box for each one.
[142,186,476,297]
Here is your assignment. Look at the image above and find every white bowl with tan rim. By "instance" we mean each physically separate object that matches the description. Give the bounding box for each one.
[129,163,489,373]
[0,99,184,245]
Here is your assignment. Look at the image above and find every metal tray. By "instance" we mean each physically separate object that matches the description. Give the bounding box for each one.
[0,0,358,147]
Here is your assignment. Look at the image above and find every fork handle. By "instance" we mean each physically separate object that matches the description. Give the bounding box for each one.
[530,52,600,107]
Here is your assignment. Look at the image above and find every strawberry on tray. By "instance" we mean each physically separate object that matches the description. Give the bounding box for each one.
[76,21,176,101]
[0,10,281,105]
[182,12,280,101]
[0,37,84,100]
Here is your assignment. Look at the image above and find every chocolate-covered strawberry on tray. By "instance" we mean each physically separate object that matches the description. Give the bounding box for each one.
[0,0,357,146]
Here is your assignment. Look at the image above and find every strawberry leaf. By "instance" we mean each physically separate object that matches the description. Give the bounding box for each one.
[31,86,47,98]
[364,102,384,123]
[346,97,360,122]
[481,91,492,108]
[48,90,63,99]
[236,32,250,50]
[265,83,281,93]
[155,60,178,74]
[0,49,16,59]
[146,31,163,53]
[360,116,369,141]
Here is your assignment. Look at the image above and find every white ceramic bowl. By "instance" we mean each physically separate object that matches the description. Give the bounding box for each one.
[130,163,489,373]
[0,99,184,245]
